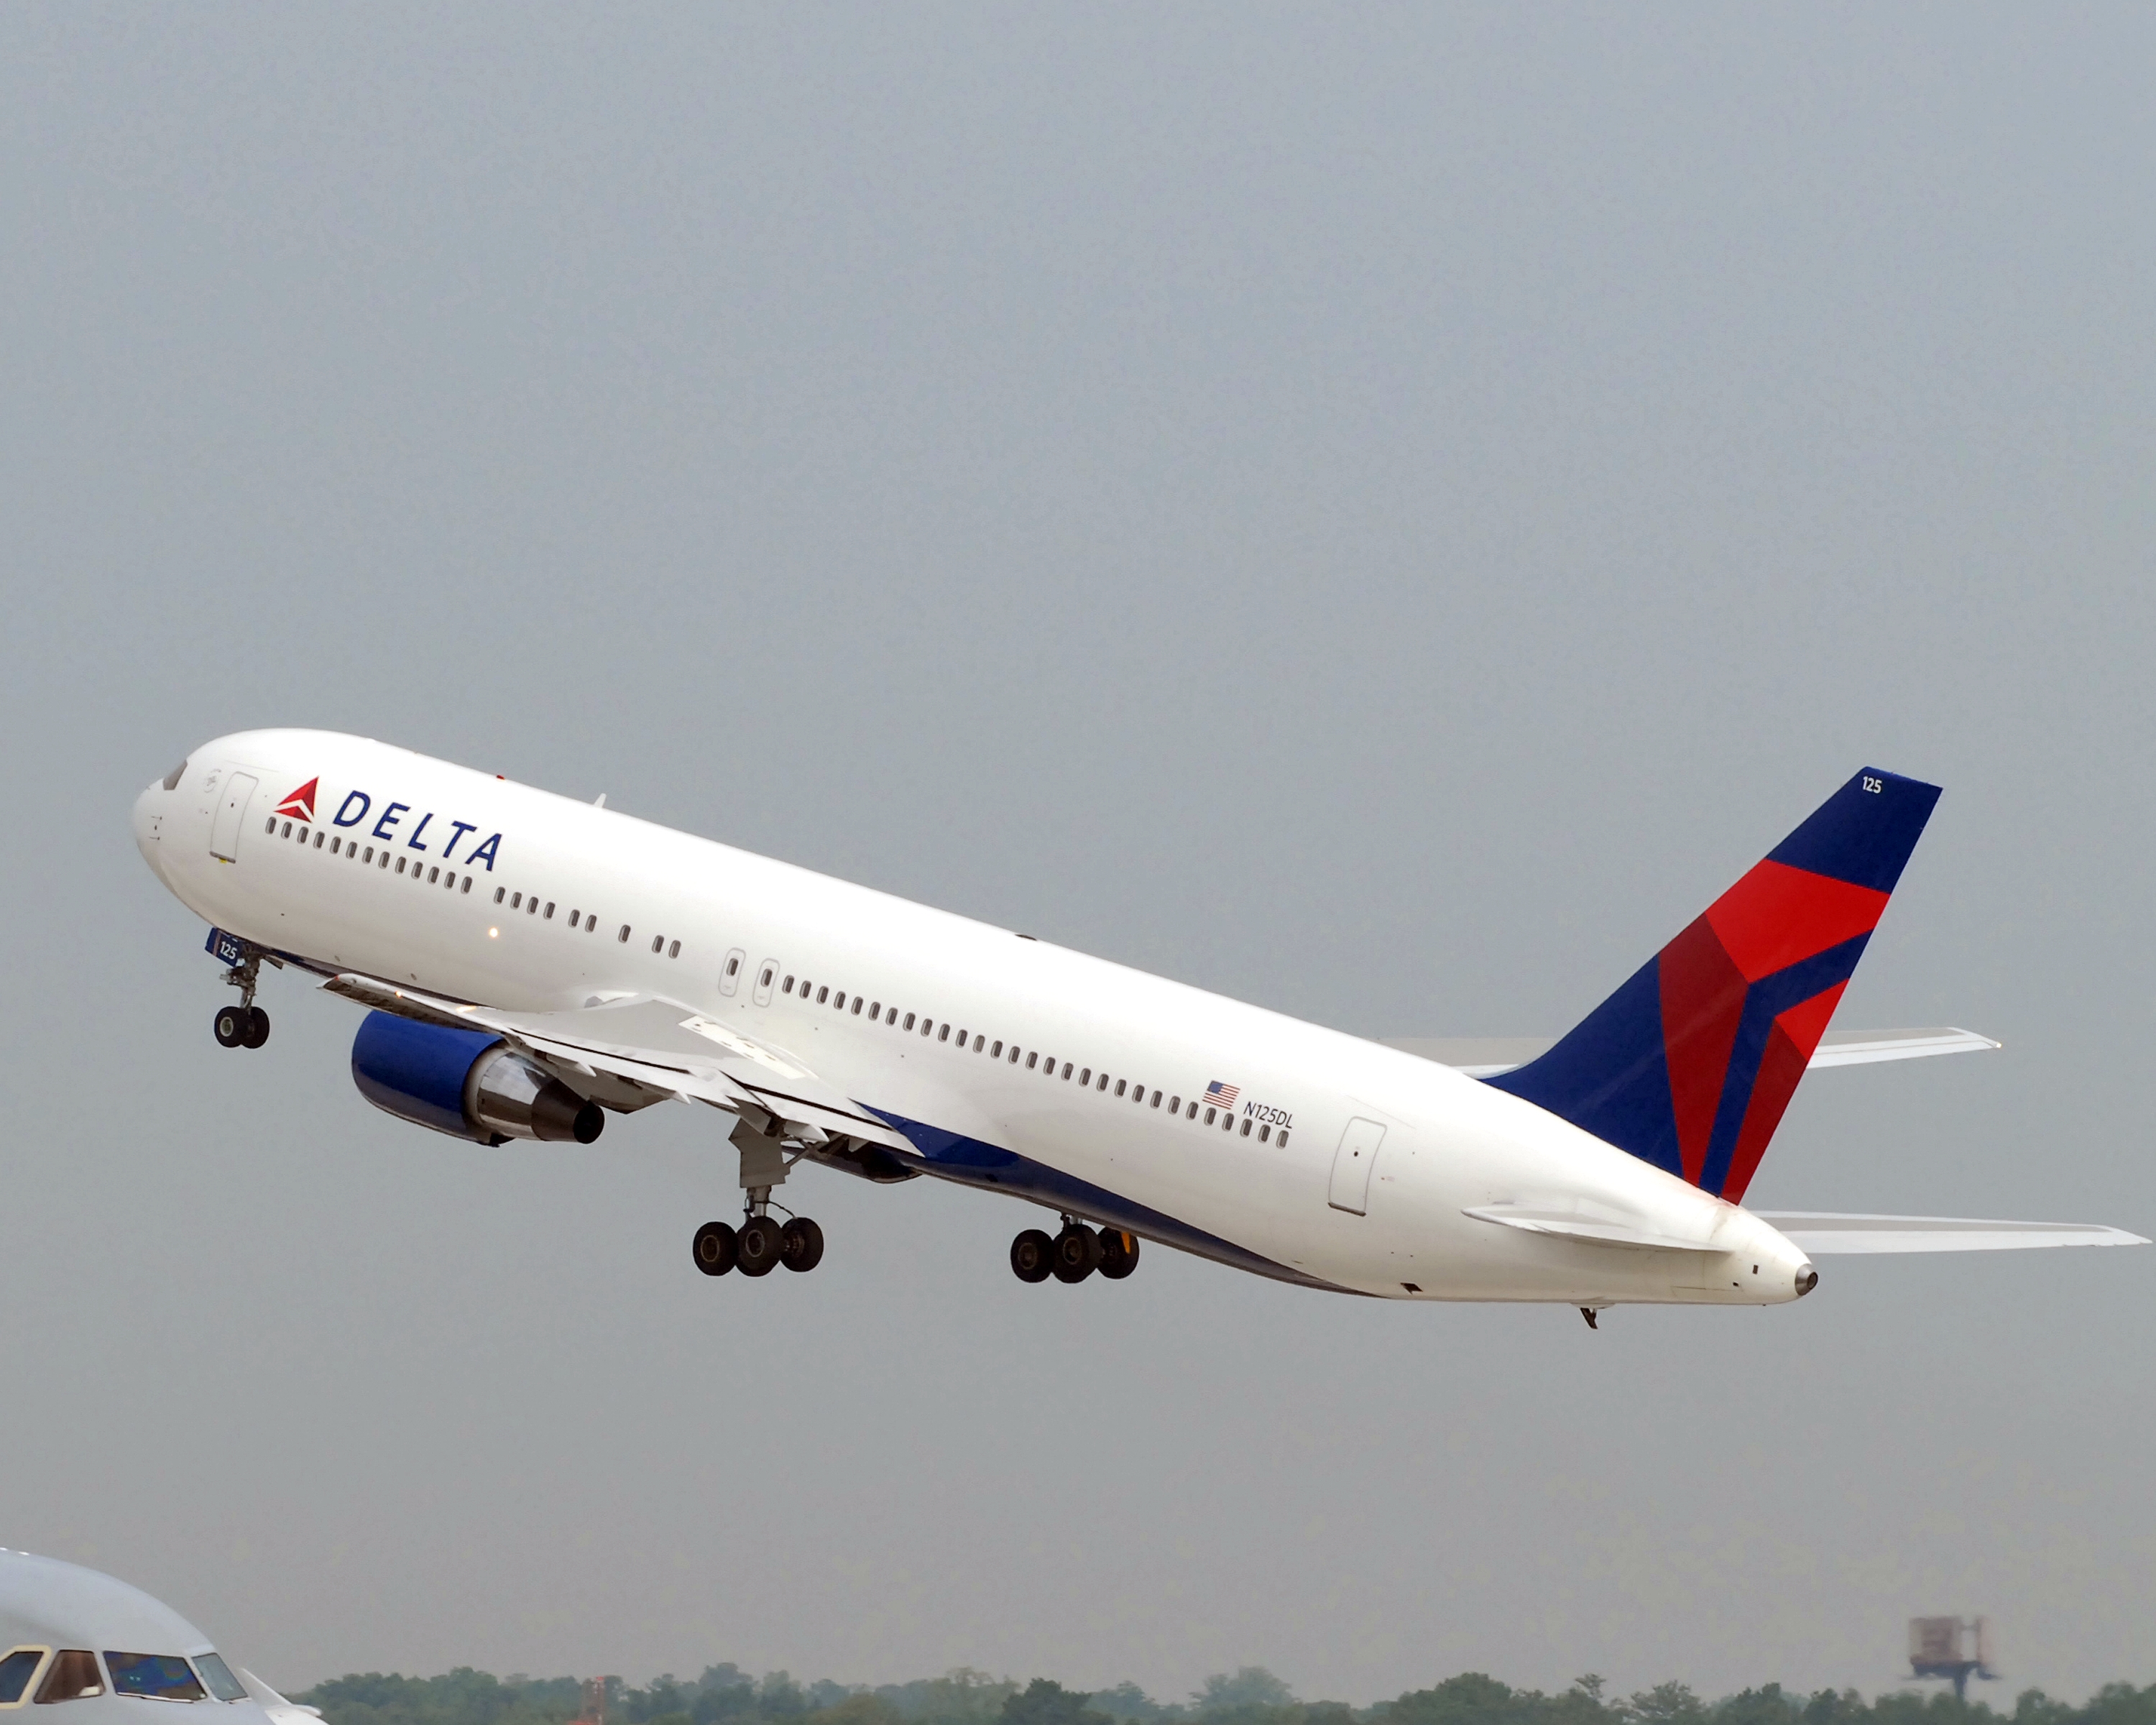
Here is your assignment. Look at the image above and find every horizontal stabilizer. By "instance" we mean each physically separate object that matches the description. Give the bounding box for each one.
[1386,1026,1998,1079]
[1756,1212,2149,1254]
[1461,1205,1722,1254]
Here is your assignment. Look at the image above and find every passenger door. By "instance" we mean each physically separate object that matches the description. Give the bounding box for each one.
[210,772,258,862]
[1327,1117,1387,1215]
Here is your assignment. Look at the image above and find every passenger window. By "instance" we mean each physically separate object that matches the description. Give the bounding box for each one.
[783,976,796,993]
[867,999,879,1016]
[1258,1124,1271,1143]
[1008,1045,1020,1063]
[1278,1130,1290,1147]
[921,1018,934,1037]
[280,822,292,839]
[545,903,556,919]
[851,997,862,1015]
[264,817,275,834]
[510,892,521,908]
[1222,1112,1235,1131]
[720,950,747,996]
[938,1024,950,1042]
[618,924,631,942]
[753,962,778,1006]
[313,830,325,849]
[1150,1090,1161,1108]
[830,990,843,1008]
[973,1034,985,1052]
[1114,1080,1126,1098]
[105,1656,205,1703]
[816,985,829,1004]
[0,1651,47,1706]
[526,896,537,914]
[1079,1068,1091,1085]
[650,935,662,952]
[1097,1072,1109,1091]
[669,940,681,959]
[1026,1052,1038,1069]
[379,851,389,868]
[328,837,339,855]
[425,867,438,884]
[190,1656,246,1706]
[1204,1107,1217,1125]
[364,847,374,863]
[35,1652,103,1703]
[903,1013,916,1031]
[461,877,472,893]
[1240,1117,1253,1137]
[1169,1096,1180,1113]
[395,856,407,874]
[585,914,597,931]
[1061,1062,1072,1079]
[493,886,504,903]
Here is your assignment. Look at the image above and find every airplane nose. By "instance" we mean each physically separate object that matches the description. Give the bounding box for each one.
[133,778,169,875]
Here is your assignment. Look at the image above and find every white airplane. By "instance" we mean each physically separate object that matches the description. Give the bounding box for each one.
[131,732,2144,1319]
[0,1549,317,1725]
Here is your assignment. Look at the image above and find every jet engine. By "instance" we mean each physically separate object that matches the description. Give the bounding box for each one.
[351,1010,603,1145]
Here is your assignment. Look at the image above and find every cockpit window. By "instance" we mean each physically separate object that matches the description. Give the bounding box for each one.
[162,761,190,792]
[188,1658,245,1706]
[103,1655,204,1702]
[0,1650,49,1706]
[33,1652,101,1703]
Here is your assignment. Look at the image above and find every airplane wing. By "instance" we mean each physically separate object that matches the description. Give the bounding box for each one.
[321,972,913,1152]
[1384,1026,2000,1078]
[1754,1212,2150,1253]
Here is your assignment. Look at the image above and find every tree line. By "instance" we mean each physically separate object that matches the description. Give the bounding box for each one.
[298,1661,2156,1725]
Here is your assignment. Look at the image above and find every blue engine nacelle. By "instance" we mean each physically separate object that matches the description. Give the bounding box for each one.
[351,1011,604,1145]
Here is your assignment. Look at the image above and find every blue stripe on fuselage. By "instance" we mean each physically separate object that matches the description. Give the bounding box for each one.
[869,1108,1355,1294]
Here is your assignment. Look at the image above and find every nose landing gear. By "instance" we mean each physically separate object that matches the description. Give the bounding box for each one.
[1010,1220,1141,1284]
[211,942,273,1049]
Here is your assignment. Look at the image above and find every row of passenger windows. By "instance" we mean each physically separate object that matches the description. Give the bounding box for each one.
[266,818,687,960]
[270,817,475,891]
[486,887,683,957]
[0,1644,249,1706]
[766,970,1288,1146]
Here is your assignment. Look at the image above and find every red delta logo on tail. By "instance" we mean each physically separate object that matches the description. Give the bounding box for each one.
[1485,767,1942,1204]
[273,778,319,822]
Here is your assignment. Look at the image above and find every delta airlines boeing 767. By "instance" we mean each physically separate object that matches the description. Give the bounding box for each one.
[132,732,2144,1316]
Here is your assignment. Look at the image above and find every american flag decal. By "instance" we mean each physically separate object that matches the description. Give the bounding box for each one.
[1204,1081,1240,1109]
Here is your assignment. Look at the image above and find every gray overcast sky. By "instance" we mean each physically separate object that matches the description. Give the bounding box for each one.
[3,1,2152,1708]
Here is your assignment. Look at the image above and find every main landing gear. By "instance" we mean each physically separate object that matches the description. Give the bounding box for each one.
[692,1213,824,1278]
[212,947,272,1049]
[1010,1219,1140,1284]
[692,1111,825,1279]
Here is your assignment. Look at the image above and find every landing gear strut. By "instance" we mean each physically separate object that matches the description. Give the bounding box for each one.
[1010,1219,1140,1284]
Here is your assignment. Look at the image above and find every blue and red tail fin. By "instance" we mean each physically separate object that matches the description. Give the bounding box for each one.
[1483,768,1941,1203]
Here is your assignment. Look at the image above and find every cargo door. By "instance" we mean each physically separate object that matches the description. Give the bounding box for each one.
[1327,1117,1387,1215]
[210,772,257,862]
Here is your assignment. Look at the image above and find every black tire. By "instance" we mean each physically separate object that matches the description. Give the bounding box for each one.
[213,1006,247,1048]
[692,1220,737,1276]
[780,1216,824,1273]
[1010,1228,1054,1283]
[1051,1225,1102,1284]
[1098,1228,1141,1279]
[737,1215,784,1277]
[242,1006,271,1049]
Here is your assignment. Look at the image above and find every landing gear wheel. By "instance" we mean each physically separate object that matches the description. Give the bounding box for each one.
[242,1006,271,1049]
[736,1215,784,1277]
[780,1216,824,1273]
[692,1220,737,1276]
[1051,1225,1102,1284]
[1097,1228,1140,1279]
[1010,1228,1054,1283]
[213,1005,248,1048]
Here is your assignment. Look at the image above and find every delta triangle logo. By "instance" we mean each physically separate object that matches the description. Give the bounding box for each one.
[274,777,320,822]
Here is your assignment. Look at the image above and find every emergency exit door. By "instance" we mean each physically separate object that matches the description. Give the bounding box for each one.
[1327,1117,1387,1215]
[210,773,257,862]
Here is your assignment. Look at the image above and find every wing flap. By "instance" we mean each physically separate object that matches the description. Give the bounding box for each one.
[1756,1212,2149,1254]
